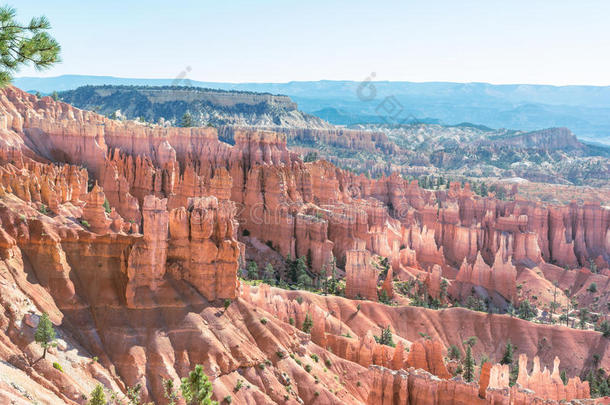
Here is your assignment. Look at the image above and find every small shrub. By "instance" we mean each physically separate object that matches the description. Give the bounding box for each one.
[277,350,285,359]
[103,198,111,214]
[289,317,294,325]
[52,362,63,372]
[39,204,48,215]
[242,229,250,236]
[357,381,361,387]
[258,363,265,369]
[325,359,332,368]
[81,219,90,228]
[447,344,461,360]
[224,395,232,404]
[223,298,231,310]
[260,317,267,325]
[314,391,320,397]
[305,364,312,373]
[92,356,98,363]
[234,379,243,392]
[588,283,598,293]
[310,354,319,362]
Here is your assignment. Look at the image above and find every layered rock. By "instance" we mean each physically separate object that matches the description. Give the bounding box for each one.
[167,196,240,301]
[345,241,378,301]
[0,86,607,404]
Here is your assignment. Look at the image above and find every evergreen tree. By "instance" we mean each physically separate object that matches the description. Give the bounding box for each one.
[509,362,519,386]
[464,336,477,348]
[447,344,461,360]
[500,340,515,365]
[560,370,568,385]
[246,261,258,280]
[579,308,589,329]
[302,313,313,333]
[463,345,475,382]
[88,384,106,405]
[303,151,319,162]
[374,325,396,347]
[263,263,275,284]
[180,364,217,405]
[0,6,61,86]
[297,271,312,288]
[517,300,537,321]
[596,319,610,338]
[35,312,56,359]
[51,91,58,101]
[180,111,194,127]
[163,378,179,405]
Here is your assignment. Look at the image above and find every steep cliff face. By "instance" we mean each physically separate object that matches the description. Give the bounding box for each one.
[0,86,607,404]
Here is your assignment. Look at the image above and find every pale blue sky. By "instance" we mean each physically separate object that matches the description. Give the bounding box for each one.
[14,1,610,85]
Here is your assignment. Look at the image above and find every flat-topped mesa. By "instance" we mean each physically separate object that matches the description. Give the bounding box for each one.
[345,240,378,301]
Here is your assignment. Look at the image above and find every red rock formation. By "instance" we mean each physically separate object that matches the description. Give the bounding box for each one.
[167,196,240,301]
[405,339,451,379]
[515,354,590,401]
[81,183,111,234]
[345,241,378,301]
[0,86,606,404]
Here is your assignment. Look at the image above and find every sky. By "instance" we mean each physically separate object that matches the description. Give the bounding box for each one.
[13,0,610,85]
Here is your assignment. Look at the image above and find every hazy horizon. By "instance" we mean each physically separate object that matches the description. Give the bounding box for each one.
[14,73,610,88]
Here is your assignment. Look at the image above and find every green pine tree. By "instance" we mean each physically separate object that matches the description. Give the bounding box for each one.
[0,6,61,86]
[463,345,475,382]
[374,325,396,347]
[180,364,217,405]
[560,370,568,385]
[35,312,56,359]
[180,111,194,127]
[500,340,515,365]
[302,313,313,333]
[246,261,258,280]
[163,378,179,405]
[447,344,461,360]
[263,263,275,284]
[88,384,106,405]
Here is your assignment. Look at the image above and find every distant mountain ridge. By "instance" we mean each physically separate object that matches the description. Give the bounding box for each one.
[58,84,329,128]
[15,74,610,143]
